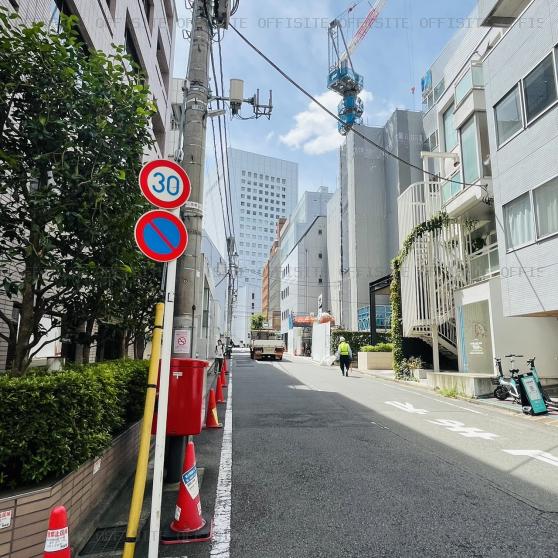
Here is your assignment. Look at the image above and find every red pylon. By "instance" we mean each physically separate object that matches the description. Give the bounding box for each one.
[161,441,212,544]
[43,506,70,558]
[220,366,227,388]
[205,389,222,429]
[216,374,225,404]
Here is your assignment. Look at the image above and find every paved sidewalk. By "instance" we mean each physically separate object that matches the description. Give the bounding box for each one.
[286,354,558,428]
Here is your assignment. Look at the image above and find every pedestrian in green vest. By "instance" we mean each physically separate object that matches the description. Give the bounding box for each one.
[337,337,352,377]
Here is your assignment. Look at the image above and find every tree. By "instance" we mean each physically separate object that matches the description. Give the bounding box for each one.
[0,10,156,374]
[250,313,266,331]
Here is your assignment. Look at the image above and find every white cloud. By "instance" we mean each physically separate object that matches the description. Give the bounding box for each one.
[279,90,374,155]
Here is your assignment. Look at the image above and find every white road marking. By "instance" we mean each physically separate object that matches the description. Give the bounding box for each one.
[503,449,558,467]
[210,361,233,558]
[428,419,499,440]
[385,401,429,414]
[287,385,321,391]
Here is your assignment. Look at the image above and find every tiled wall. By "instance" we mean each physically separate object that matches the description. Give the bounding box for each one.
[0,421,140,557]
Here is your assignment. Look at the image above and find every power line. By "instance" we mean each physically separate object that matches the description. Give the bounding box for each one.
[229,23,481,189]
[217,32,236,238]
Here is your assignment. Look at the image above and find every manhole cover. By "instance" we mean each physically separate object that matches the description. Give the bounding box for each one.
[80,525,127,555]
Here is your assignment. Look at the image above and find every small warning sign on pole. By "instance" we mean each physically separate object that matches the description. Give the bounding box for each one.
[173,329,191,354]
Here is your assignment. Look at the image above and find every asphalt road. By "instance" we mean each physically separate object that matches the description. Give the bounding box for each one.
[142,351,558,558]
[228,352,558,558]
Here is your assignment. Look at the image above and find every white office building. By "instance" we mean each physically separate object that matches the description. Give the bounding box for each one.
[279,188,333,335]
[228,148,298,343]
[398,0,558,390]
[327,111,424,331]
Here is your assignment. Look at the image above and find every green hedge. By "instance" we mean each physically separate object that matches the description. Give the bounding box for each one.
[359,343,393,352]
[330,330,390,354]
[0,360,148,489]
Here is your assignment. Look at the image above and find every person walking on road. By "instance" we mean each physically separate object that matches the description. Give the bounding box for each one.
[337,337,352,377]
[215,339,225,373]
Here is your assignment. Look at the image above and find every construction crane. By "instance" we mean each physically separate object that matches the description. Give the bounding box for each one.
[328,0,388,135]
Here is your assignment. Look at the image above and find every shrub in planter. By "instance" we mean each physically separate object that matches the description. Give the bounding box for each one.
[0,360,148,489]
[359,343,393,352]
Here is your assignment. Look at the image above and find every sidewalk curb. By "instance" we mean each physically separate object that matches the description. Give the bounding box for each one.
[356,367,558,428]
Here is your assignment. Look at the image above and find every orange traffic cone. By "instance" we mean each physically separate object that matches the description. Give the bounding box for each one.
[220,366,227,388]
[44,506,70,558]
[223,358,229,375]
[205,389,222,429]
[161,442,212,544]
[216,374,225,404]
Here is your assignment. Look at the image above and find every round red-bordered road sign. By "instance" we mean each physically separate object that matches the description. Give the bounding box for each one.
[134,210,188,262]
[139,159,191,209]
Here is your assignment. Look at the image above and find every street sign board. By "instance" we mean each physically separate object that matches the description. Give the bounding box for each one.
[518,372,548,415]
[139,159,191,209]
[135,210,188,262]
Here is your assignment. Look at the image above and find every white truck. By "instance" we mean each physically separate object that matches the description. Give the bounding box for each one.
[250,329,285,361]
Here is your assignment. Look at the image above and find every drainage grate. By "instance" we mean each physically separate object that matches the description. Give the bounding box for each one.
[80,525,128,555]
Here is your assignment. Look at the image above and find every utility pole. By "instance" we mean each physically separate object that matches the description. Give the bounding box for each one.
[225,236,237,345]
[173,0,211,361]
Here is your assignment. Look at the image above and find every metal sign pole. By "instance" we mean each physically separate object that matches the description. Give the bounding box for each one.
[148,210,179,557]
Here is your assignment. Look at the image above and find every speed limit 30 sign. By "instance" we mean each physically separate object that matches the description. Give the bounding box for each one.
[139,159,191,209]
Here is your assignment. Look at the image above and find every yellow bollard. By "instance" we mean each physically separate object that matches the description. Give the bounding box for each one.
[122,303,164,558]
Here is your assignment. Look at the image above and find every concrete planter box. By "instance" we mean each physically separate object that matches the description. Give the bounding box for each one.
[0,421,141,558]
[426,371,494,398]
[358,351,393,371]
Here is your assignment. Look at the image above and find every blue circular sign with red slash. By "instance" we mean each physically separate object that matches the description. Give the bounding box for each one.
[134,210,188,262]
[139,159,191,210]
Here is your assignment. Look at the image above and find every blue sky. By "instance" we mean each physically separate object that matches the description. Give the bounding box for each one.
[173,0,478,196]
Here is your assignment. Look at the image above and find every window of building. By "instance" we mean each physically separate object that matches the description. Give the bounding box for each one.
[282,179,286,184]
[534,176,558,238]
[504,192,534,250]
[318,229,323,235]
[242,170,246,176]
[460,117,480,185]
[9,0,19,9]
[318,278,323,284]
[252,292,255,299]
[494,86,523,146]
[248,172,252,177]
[523,54,557,123]
[443,105,457,151]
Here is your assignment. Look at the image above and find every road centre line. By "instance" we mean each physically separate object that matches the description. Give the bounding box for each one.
[210,361,233,558]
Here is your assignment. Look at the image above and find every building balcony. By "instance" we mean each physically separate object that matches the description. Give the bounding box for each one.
[442,177,493,220]
[479,0,532,27]
[454,64,485,129]
[468,242,500,284]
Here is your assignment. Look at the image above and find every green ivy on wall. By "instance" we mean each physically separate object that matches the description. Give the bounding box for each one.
[390,212,450,379]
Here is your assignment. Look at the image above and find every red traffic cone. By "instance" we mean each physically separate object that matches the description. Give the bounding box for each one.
[223,358,229,375]
[161,441,212,544]
[205,389,222,429]
[44,506,70,558]
[216,374,225,404]
[220,366,227,388]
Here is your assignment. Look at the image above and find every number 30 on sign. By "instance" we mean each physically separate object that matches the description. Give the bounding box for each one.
[139,159,191,209]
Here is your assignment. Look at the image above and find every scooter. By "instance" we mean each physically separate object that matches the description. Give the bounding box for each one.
[493,355,521,403]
